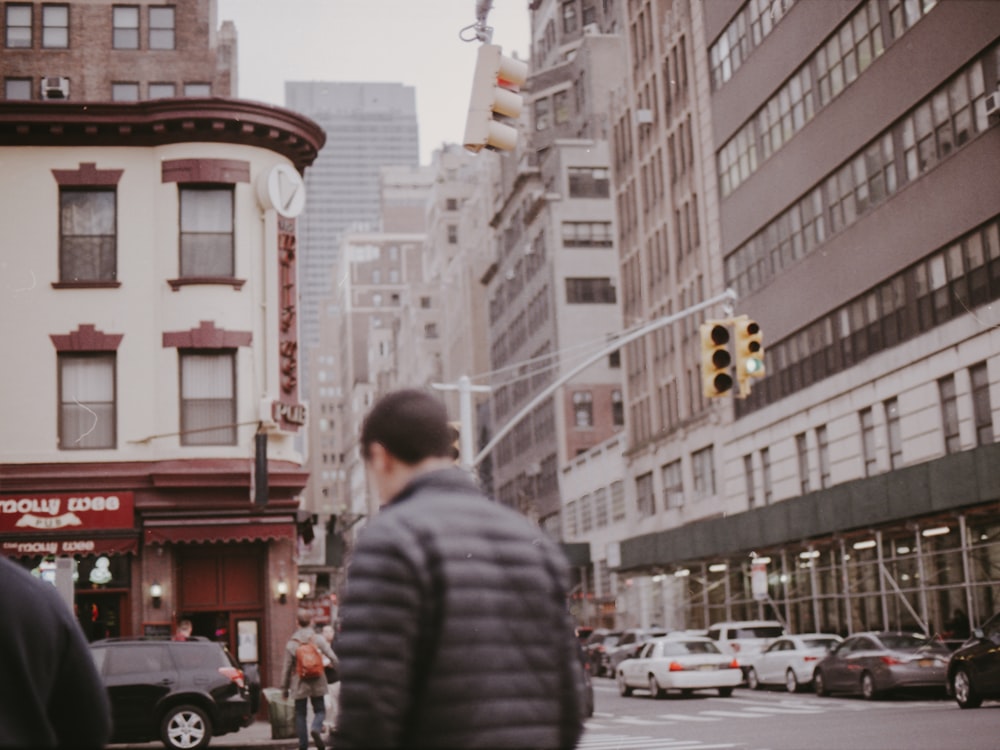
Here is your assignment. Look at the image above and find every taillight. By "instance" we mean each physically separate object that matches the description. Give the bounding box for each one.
[219,666,246,688]
[879,656,901,666]
[669,661,686,671]
[728,658,740,669]
[803,656,818,662]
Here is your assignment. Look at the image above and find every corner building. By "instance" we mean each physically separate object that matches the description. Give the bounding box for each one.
[0,98,325,690]
[610,0,1000,636]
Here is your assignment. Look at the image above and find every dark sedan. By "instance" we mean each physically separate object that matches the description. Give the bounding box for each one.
[948,611,1000,708]
[813,631,950,699]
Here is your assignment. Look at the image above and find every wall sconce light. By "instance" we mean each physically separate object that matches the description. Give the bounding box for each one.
[276,578,289,605]
[150,582,163,609]
[297,581,311,599]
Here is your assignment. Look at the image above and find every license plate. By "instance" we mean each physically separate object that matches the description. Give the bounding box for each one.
[698,665,716,671]
[918,659,934,667]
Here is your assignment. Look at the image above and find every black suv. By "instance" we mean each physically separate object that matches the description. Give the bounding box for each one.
[948,611,1000,709]
[89,637,255,749]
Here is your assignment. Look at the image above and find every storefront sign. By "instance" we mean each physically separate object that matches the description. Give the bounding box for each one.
[0,491,133,532]
[1,536,138,557]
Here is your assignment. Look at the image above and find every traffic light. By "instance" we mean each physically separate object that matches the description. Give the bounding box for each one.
[700,320,734,399]
[447,421,461,463]
[733,315,765,397]
[463,43,528,153]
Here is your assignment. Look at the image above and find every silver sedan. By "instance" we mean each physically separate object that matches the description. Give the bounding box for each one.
[813,631,950,699]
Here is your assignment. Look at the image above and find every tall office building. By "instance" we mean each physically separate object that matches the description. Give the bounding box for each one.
[284,81,420,376]
[602,0,1000,635]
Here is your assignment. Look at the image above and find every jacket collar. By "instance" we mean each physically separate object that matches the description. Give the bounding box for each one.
[387,466,480,507]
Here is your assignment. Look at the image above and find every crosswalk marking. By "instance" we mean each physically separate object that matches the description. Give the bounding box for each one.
[738,705,824,714]
[578,734,739,750]
[700,709,767,718]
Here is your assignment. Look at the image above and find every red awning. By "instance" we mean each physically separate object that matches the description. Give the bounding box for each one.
[143,516,296,546]
[1,535,138,558]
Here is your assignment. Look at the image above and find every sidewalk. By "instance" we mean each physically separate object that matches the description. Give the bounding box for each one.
[109,719,306,749]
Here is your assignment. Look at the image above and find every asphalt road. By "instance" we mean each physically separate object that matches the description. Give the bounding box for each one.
[582,677,999,750]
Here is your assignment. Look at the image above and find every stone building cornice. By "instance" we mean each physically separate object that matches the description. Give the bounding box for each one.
[0,97,326,172]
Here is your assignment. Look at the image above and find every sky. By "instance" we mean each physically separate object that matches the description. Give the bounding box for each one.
[216,0,532,164]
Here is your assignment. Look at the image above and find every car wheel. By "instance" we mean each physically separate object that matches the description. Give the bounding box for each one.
[617,672,633,697]
[161,704,211,750]
[746,668,760,690]
[860,671,879,701]
[648,674,665,699]
[785,669,800,694]
[952,668,983,709]
[718,687,734,697]
[813,670,827,697]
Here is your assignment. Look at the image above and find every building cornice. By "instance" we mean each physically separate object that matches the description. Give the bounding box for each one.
[0,98,326,172]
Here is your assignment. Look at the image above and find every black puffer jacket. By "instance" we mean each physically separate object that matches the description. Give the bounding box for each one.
[333,468,585,749]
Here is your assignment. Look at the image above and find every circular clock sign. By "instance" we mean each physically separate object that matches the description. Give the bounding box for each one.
[258,163,306,218]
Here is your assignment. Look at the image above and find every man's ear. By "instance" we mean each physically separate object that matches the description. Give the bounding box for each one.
[366,441,392,473]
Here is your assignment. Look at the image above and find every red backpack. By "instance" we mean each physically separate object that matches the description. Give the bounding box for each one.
[295,636,324,680]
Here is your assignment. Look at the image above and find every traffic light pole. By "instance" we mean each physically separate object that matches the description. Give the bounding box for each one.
[472,288,738,469]
[431,374,492,470]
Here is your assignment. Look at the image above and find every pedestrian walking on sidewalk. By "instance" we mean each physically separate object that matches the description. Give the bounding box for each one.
[281,609,338,750]
[0,556,112,748]
[332,388,587,748]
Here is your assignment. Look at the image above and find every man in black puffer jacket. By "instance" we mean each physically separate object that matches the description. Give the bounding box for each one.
[332,389,586,749]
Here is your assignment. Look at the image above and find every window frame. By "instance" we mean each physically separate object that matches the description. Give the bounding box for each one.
[58,352,117,450]
[5,3,32,48]
[112,5,139,49]
[41,3,69,49]
[178,185,235,279]
[179,349,237,446]
[148,4,175,50]
[59,186,118,284]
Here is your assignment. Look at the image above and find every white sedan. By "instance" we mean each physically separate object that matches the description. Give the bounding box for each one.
[617,637,742,698]
[746,633,842,692]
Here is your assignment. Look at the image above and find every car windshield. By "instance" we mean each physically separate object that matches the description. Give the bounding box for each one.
[662,640,721,655]
[734,626,783,638]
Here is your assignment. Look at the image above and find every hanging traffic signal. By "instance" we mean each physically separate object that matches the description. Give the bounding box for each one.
[447,421,461,463]
[463,43,528,153]
[700,320,733,399]
[733,315,765,397]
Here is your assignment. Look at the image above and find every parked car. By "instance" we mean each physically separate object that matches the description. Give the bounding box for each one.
[947,611,1000,708]
[616,636,742,698]
[89,636,255,749]
[584,629,622,677]
[746,633,842,692]
[812,631,950,700]
[604,627,669,676]
[706,620,785,679]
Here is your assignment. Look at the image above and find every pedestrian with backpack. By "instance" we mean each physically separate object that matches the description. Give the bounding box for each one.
[281,609,338,750]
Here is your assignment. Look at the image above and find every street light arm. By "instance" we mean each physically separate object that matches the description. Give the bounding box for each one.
[473,288,737,467]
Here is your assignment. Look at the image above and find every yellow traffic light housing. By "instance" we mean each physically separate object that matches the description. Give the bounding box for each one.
[700,320,734,399]
[733,315,764,397]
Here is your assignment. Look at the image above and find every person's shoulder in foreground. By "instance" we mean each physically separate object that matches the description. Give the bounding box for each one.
[0,556,112,749]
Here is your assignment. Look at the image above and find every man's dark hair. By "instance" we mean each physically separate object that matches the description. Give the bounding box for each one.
[360,389,454,465]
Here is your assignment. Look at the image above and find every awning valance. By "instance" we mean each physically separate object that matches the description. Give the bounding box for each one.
[143,516,296,546]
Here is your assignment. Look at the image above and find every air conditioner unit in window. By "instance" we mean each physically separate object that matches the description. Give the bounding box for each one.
[583,23,599,35]
[636,108,654,125]
[985,87,1000,119]
[41,76,70,99]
